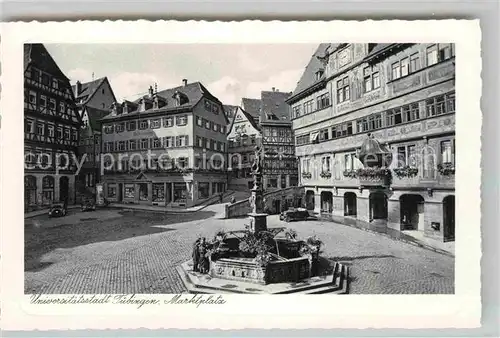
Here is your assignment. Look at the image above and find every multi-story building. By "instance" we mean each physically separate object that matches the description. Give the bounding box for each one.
[99,80,229,208]
[288,43,455,242]
[259,89,298,191]
[24,43,81,209]
[227,89,298,196]
[223,104,238,121]
[227,106,261,190]
[72,77,117,199]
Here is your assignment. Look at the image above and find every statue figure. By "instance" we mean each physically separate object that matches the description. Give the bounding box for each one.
[251,145,263,175]
[197,237,210,274]
[191,238,201,272]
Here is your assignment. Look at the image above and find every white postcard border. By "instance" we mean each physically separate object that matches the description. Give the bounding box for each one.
[0,19,482,330]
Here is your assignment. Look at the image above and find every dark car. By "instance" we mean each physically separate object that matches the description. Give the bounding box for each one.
[279,208,310,222]
[48,202,67,218]
[81,198,96,212]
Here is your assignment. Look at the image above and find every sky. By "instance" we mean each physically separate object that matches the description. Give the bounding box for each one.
[45,44,318,106]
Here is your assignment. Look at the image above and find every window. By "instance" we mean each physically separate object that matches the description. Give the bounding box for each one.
[344,153,355,171]
[363,66,380,92]
[163,136,173,148]
[392,62,401,80]
[322,156,331,172]
[39,95,47,107]
[205,138,210,149]
[64,129,70,140]
[218,142,224,152]
[426,44,438,66]
[139,120,148,130]
[49,98,56,110]
[302,158,310,173]
[177,157,189,168]
[446,92,455,113]
[197,136,203,147]
[316,93,331,110]
[126,121,136,131]
[104,142,114,152]
[293,105,302,118]
[319,128,329,141]
[213,104,220,115]
[107,185,117,198]
[152,138,161,149]
[128,140,137,150]
[220,126,226,134]
[59,102,65,114]
[163,117,173,127]
[72,130,78,141]
[280,176,287,188]
[25,120,33,133]
[28,91,37,104]
[176,135,188,147]
[52,78,59,89]
[213,123,218,132]
[426,94,447,116]
[410,53,420,73]
[176,115,187,126]
[41,73,50,85]
[268,178,278,188]
[30,68,39,81]
[404,103,420,122]
[47,125,54,137]
[36,123,45,135]
[115,123,125,133]
[441,140,454,164]
[396,145,417,168]
[118,141,126,151]
[296,134,310,146]
[439,44,452,62]
[401,57,410,77]
[150,119,161,129]
[386,108,403,126]
[198,182,210,199]
[204,119,210,129]
[337,76,350,103]
[57,127,63,139]
[104,124,114,134]
[196,116,202,126]
[210,139,216,150]
[140,138,149,149]
[303,100,314,114]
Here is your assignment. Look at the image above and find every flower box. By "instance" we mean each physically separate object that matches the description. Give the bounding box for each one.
[301,172,312,179]
[437,163,455,176]
[320,171,332,178]
[393,166,419,178]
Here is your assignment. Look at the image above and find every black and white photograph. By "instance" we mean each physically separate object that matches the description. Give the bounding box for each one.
[23,42,456,295]
[0,19,482,331]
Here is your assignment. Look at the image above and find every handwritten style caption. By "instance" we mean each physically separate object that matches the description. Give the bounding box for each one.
[30,294,226,309]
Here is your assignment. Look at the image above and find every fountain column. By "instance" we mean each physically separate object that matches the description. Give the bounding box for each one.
[248,143,268,234]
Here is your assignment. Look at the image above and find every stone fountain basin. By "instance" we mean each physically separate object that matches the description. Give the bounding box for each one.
[210,255,311,285]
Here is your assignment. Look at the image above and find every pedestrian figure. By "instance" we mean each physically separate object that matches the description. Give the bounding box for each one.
[191,238,201,272]
[198,237,210,274]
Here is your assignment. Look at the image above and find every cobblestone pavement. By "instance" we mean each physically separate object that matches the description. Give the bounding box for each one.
[25,208,454,294]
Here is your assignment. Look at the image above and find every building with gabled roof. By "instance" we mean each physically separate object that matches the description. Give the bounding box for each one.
[24,43,82,210]
[99,79,229,208]
[288,43,456,243]
[71,76,117,200]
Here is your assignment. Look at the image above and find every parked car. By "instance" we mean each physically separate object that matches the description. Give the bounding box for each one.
[279,208,310,222]
[81,198,96,212]
[48,202,67,218]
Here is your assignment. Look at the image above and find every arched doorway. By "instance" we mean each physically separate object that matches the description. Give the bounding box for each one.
[369,191,388,221]
[24,176,37,208]
[321,191,333,213]
[42,176,55,205]
[443,195,455,242]
[400,194,425,231]
[344,192,357,216]
[305,190,315,211]
[59,176,69,204]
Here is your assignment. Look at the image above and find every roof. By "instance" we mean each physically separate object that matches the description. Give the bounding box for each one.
[227,106,261,136]
[260,90,291,124]
[241,98,261,118]
[72,77,107,105]
[364,43,394,61]
[100,81,219,121]
[85,106,111,131]
[23,44,70,82]
[223,104,238,119]
[290,43,331,98]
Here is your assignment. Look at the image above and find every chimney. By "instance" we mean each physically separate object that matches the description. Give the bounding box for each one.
[272,87,275,92]
[148,85,154,98]
[182,79,188,86]
[75,81,82,95]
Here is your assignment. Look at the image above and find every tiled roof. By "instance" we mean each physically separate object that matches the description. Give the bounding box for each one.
[290,43,331,98]
[364,43,394,60]
[101,82,218,121]
[260,90,291,124]
[85,106,111,131]
[72,77,107,104]
[24,43,70,82]
[241,98,261,118]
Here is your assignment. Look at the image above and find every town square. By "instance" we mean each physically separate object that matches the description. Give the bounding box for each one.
[23,42,456,294]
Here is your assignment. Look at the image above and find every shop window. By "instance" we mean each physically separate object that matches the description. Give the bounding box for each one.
[152,183,165,202]
[173,183,187,202]
[139,183,148,201]
[198,182,210,199]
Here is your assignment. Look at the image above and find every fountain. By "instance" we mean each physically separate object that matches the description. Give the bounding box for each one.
[176,143,349,294]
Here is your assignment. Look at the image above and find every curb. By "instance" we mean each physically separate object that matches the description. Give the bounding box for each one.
[318,216,454,258]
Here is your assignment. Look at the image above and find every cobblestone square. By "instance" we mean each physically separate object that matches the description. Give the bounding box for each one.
[25,208,454,294]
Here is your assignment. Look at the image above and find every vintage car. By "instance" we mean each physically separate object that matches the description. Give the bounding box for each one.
[81,198,96,212]
[279,208,310,222]
[48,202,67,218]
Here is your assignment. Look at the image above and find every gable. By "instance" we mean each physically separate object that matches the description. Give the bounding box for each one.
[227,107,260,138]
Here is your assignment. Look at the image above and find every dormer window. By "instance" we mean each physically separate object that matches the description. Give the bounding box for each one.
[315,69,324,81]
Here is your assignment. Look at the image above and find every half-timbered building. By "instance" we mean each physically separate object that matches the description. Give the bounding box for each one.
[24,43,82,210]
